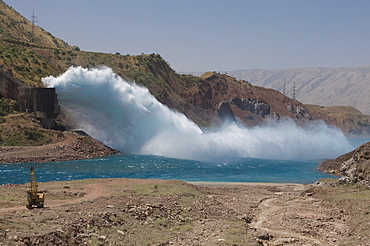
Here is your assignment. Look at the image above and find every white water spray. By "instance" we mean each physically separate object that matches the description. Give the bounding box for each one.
[43,66,352,161]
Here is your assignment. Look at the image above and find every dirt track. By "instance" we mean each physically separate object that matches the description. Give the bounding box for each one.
[252,197,323,245]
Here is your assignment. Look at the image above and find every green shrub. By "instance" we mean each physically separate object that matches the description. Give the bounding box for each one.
[2,134,23,146]
[0,98,19,116]
[24,127,44,141]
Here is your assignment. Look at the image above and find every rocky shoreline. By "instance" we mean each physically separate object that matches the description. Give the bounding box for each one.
[317,141,370,186]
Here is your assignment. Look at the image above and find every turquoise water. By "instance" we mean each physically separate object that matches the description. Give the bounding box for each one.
[0,155,337,185]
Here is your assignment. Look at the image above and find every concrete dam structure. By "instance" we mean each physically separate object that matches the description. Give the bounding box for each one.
[0,69,60,129]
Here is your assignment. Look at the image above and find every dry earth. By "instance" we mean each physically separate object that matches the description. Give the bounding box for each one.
[0,178,369,246]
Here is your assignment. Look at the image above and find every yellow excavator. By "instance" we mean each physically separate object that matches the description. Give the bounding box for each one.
[26,167,45,209]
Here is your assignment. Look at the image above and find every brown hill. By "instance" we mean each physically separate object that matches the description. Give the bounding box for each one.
[1,0,370,139]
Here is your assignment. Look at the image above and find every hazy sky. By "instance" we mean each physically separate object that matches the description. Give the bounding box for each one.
[4,0,370,72]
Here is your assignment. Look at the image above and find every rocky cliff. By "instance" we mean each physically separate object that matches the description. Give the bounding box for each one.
[338,142,370,185]
[182,72,314,127]
[319,142,370,186]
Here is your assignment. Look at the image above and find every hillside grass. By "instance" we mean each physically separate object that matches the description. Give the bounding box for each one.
[0,112,64,146]
[0,99,53,146]
[0,0,68,48]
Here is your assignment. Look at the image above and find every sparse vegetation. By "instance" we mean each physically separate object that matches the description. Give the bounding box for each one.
[0,98,19,116]
[24,126,44,141]
[129,181,201,197]
[224,220,252,245]
[0,113,56,146]
[0,126,46,146]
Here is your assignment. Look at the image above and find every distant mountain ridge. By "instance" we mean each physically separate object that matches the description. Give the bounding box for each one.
[223,66,370,115]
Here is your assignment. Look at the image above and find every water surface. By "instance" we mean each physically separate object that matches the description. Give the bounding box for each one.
[1,155,337,185]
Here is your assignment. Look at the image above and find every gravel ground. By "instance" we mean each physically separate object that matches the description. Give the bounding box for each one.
[0,178,369,245]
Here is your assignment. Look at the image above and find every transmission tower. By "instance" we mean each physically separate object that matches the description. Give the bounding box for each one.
[282,83,286,96]
[291,82,296,100]
[31,10,38,42]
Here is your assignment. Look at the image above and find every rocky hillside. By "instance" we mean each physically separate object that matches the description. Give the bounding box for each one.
[1,0,370,137]
[187,72,314,125]
[178,72,370,136]
[225,66,370,115]
[339,142,370,185]
[306,105,370,136]
[318,142,370,186]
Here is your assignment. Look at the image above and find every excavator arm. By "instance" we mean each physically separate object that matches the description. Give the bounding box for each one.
[26,167,44,209]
